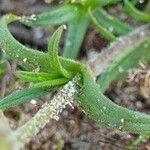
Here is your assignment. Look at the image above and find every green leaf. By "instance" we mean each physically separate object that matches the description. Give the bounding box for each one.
[79,66,150,133]
[0,63,5,80]
[0,87,52,110]
[63,8,89,58]
[0,18,52,72]
[93,8,132,35]
[48,26,73,78]
[16,71,60,83]
[0,16,81,73]
[124,0,150,22]
[2,14,21,24]
[0,51,7,80]
[21,4,78,27]
[89,7,116,41]
[97,38,150,92]
[128,132,150,149]
[89,0,119,8]
[34,78,69,88]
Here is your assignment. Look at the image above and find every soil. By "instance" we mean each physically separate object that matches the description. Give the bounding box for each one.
[0,0,150,150]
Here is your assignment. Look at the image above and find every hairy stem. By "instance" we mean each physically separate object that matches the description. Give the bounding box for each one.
[14,75,80,146]
[89,25,150,76]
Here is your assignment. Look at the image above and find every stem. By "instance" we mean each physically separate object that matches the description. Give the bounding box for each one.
[89,24,150,76]
[14,75,80,146]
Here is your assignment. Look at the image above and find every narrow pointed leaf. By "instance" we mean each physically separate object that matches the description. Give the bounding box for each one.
[21,4,78,26]
[0,16,81,73]
[48,26,72,78]
[34,78,69,88]
[89,8,115,41]
[63,8,89,58]
[0,17,51,72]
[79,66,150,133]
[97,37,150,92]
[124,0,150,22]
[0,87,52,110]
[93,9,132,35]
[89,0,119,8]
[16,71,60,83]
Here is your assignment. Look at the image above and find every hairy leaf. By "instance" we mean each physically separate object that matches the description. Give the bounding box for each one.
[93,9,132,35]
[97,38,150,92]
[0,15,81,73]
[21,4,78,26]
[79,66,150,133]
[63,8,89,58]
[34,78,69,88]
[124,0,150,22]
[0,87,52,110]
[16,71,60,83]
[89,7,115,41]
[48,26,73,78]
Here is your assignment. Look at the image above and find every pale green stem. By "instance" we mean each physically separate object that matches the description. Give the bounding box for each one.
[14,75,80,147]
[89,24,150,76]
[0,118,20,150]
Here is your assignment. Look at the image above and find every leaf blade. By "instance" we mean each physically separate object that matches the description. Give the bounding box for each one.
[21,4,78,26]
[63,9,89,58]
[48,26,73,78]
[0,87,52,110]
[93,9,132,35]
[124,0,150,22]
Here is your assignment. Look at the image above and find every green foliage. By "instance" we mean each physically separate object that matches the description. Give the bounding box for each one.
[0,51,7,80]
[124,0,150,22]
[0,13,150,138]
[48,26,73,78]
[128,132,150,149]
[79,66,150,133]
[19,0,150,58]
[0,87,52,110]
[98,38,150,92]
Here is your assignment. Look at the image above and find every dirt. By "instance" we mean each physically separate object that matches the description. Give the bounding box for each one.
[0,0,150,150]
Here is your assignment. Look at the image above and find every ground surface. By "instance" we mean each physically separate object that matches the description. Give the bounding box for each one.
[0,0,150,149]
